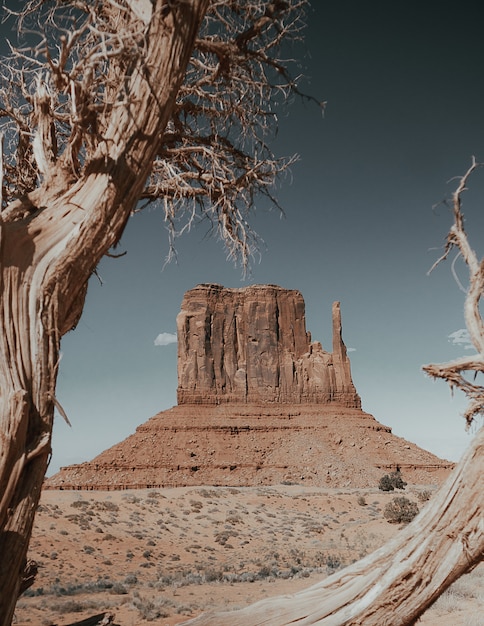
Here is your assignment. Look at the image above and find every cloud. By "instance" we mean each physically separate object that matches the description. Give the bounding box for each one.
[347,347,356,352]
[448,329,473,350]
[154,332,177,347]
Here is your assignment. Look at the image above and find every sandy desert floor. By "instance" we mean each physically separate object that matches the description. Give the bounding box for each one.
[14,484,483,626]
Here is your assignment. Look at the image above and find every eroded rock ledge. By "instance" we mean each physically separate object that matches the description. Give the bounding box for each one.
[177,284,361,407]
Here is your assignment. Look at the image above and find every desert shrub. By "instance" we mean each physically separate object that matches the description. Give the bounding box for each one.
[110,582,128,595]
[131,595,170,621]
[22,587,44,597]
[378,470,407,491]
[325,555,342,571]
[70,500,89,509]
[123,494,140,504]
[357,495,367,506]
[256,565,272,579]
[124,573,138,585]
[384,497,419,524]
[50,600,85,613]
[96,500,119,512]
[148,490,166,499]
[198,489,219,498]
[379,474,394,491]
[416,489,432,502]
[183,572,204,586]
[204,568,224,582]
[214,530,238,545]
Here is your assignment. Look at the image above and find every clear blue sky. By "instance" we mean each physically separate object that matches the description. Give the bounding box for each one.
[5,3,484,474]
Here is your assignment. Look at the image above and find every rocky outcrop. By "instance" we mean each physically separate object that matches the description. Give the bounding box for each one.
[177,284,361,407]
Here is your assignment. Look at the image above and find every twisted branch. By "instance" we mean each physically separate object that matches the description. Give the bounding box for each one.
[424,157,484,425]
[0,0,321,269]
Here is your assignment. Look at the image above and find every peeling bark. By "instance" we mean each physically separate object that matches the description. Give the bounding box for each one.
[0,2,209,623]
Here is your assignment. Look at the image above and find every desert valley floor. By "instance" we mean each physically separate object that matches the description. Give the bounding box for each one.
[15,483,483,626]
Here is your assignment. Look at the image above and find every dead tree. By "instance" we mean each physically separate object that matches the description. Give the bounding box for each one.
[0,1,310,622]
[182,161,484,625]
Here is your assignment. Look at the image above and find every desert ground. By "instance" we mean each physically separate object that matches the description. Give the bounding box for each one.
[15,484,483,626]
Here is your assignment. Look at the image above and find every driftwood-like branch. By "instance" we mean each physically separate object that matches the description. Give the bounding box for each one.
[424,157,484,425]
[63,613,116,626]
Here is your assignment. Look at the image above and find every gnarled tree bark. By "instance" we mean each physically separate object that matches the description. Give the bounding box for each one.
[0,2,209,622]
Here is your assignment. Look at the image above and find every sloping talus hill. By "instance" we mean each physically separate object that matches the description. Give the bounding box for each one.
[46,404,453,490]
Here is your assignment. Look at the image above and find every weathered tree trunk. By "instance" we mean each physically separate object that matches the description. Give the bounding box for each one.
[0,2,209,623]
[184,424,484,625]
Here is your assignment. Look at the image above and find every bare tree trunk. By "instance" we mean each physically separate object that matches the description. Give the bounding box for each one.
[0,2,209,623]
[184,424,484,625]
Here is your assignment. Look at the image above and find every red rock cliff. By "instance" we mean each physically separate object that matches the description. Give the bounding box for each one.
[176,284,361,407]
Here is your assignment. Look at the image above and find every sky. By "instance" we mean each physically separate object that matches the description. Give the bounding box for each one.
[3,2,484,475]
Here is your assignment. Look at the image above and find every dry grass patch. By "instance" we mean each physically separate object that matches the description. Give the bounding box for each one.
[14,485,481,626]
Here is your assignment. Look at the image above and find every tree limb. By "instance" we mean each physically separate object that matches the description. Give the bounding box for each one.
[425,158,484,425]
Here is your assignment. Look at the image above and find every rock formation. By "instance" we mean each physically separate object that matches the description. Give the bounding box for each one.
[177,284,361,407]
[46,284,454,490]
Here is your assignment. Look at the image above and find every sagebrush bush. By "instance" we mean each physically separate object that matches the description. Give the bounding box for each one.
[378,470,407,491]
[416,489,432,502]
[384,497,419,524]
[131,594,170,621]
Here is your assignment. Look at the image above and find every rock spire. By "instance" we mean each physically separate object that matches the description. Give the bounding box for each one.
[176,284,361,407]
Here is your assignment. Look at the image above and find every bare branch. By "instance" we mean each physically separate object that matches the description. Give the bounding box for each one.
[424,157,484,426]
[0,0,319,267]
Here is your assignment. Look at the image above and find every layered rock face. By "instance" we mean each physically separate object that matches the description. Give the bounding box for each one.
[177,284,361,408]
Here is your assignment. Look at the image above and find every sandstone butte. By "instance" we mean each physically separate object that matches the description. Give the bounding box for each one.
[47,284,454,490]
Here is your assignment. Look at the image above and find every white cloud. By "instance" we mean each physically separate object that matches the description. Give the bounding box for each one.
[154,332,177,347]
[347,347,356,352]
[448,329,473,350]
